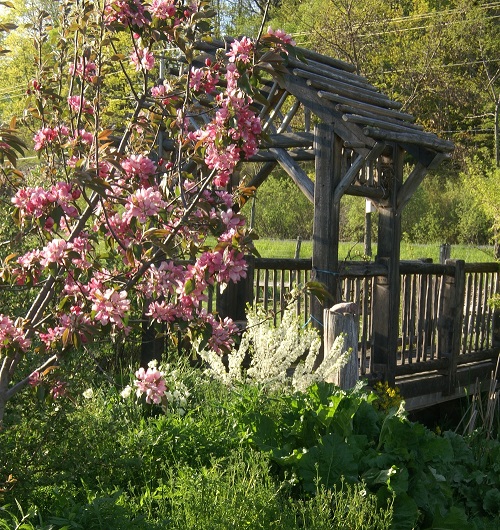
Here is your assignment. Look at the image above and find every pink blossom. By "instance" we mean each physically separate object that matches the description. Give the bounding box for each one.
[91,288,130,329]
[130,47,155,71]
[141,261,185,298]
[33,127,58,151]
[151,80,175,104]
[104,0,148,27]
[189,66,219,94]
[146,301,178,323]
[50,381,68,399]
[149,0,176,19]
[121,154,157,182]
[227,37,254,64]
[221,208,245,230]
[69,59,97,82]
[28,371,42,387]
[0,314,30,352]
[134,366,167,404]
[199,310,238,354]
[68,95,94,114]
[123,186,166,223]
[266,27,296,47]
[40,239,68,267]
[75,129,94,145]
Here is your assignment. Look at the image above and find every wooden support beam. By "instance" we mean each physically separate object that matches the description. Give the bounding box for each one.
[294,46,356,73]
[286,56,371,89]
[306,77,401,110]
[336,104,417,125]
[371,146,404,385]
[437,259,465,395]
[263,89,289,131]
[397,153,449,214]
[270,148,314,203]
[294,68,395,106]
[247,149,315,162]
[277,99,301,133]
[363,126,455,153]
[343,113,423,134]
[346,184,387,200]
[245,161,277,190]
[280,74,374,148]
[261,131,314,149]
[319,90,414,122]
[333,142,386,203]
[311,124,343,328]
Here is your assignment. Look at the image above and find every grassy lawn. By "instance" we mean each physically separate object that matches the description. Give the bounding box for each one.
[253,239,497,262]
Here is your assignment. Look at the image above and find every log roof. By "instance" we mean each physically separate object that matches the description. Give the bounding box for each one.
[194,38,454,163]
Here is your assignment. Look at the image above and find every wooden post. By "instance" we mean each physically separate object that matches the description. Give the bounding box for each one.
[439,244,451,264]
[216,255,255,322]
[491,264,500,348]
[311,123,342,328]
[324,303,359,389]
[437,259,465,395]
[371,147,403,385]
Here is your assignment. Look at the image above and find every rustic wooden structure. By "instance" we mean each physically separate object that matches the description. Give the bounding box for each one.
[160,38,498,407]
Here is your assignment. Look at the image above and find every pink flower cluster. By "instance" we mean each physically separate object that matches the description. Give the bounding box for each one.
[90,288,130,329]
[189,65,219,94]
[40,239,68,267]
[227,36,254,64]
[123,186,167,223]
[68,95,94,115]
[69,59,97,82]
[12,181,80,222]
[104,0,148,27]
[200,310,239,354]
[130,47,155,71]
[0,315,30,352]
[266,27,296,47]
[149,0,176,18]
[38,306,91,348]
[197,247,247,286]
[121,154,157,183]
[134,366,167,404]
[33,125,69,151]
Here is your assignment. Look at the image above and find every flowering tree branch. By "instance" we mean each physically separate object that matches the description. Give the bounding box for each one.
[0,0,297,424]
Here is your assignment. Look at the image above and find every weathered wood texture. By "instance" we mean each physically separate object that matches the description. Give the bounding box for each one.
[324,305,359,390]
[311,124,342,327]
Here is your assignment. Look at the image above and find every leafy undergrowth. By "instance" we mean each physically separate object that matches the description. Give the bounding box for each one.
[0,366,498,530]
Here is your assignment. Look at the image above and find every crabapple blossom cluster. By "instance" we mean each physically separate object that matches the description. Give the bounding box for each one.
[123,361,190,414]
[0,315,30,352]
[12,181,80,220]
[133,364,167,404]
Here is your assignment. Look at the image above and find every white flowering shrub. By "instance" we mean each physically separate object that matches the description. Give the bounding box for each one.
[200,304,351,392]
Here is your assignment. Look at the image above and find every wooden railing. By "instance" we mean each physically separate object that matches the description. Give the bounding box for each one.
[218,257,500,390]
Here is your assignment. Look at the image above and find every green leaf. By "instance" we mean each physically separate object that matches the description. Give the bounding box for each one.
[292,433,358,493]
[390,492,419,530]
[483,488,500,516]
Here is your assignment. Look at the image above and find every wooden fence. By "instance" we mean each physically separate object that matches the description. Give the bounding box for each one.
[217,257,500,406]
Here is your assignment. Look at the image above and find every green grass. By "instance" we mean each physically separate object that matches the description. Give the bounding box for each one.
[253,239,497,263]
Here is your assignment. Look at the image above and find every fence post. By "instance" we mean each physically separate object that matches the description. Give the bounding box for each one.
[493,268,500,349]
[216,255,255,322]
[437,259,465,395]
[371,258,397,384]
[324,303,359,389]
[439,244,451,264]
